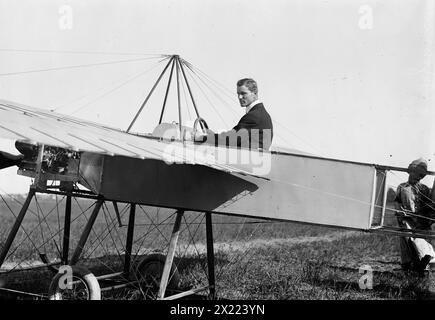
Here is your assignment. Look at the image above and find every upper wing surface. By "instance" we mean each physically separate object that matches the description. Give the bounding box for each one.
[0,99,269,177]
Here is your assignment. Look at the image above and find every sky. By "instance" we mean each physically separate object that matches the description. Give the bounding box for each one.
[0,0,434,193]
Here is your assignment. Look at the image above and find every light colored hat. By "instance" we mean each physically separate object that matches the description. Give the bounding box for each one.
[408,158,428,173]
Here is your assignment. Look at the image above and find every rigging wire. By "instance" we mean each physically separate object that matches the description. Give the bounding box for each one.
[216,217,262,281]
[1,105,430,225]
[388,170,435,211]
[214,215,249,279]
[33,196,47,254]
[184,61,307,150]
[181,62,230,128]
[103,202,127,254]
[0,48,166,57]
[72,197,118,258]
[131,220,279,226]
[0,56,161,77]
[2,192,68,256]
[1,172,435,295]
[101,204,125,265]
[182,60,241,115]
[139,205,171,243]
[177,213,208,286]
[76,136,435,229]
[81,204,129,261]
[183,59,328,156]
[260,169,435,229]
[126,56,176,133]
[0,194,96,274]
[131,208,175,255]
[72,202,146,294]
[0,193,42,258]
[183,60,240,121]
[69,59,167,115]
[130,206,164,264]
[180,70,193,123]
[183,63,309,163]
[389,170,435,214]
[181,59,239,107]
[1,51,326,157]
[52,57,169,113]
[3,55,435,227]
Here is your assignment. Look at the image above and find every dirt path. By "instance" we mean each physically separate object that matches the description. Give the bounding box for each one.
[171,230,362,256]
[214,230,360,252]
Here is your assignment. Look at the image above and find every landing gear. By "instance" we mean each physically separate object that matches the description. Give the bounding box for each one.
[135,253,181,299]
[48,265,101,300]
[0,187,217,301]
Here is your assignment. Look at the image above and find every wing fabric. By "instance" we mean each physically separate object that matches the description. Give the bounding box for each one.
[0,99,268,177]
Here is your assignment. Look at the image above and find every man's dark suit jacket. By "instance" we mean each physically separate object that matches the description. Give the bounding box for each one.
[203,103,273,150]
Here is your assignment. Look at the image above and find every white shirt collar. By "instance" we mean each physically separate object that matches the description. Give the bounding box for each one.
[246,99,261,114]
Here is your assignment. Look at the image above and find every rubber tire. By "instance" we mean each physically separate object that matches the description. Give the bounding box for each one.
[136,253,181,299]
[48,265,101,300]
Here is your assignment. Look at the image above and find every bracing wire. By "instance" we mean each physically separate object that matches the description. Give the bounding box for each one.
[3,193,67,260]
[52,57,169,113]
[180,71,193,123]
[0,197,96,274]
[0,48,166,57]
[181,61,230,128]
[184,60,314,154]
[101,204,125,265]
[69,59,168,115]
[183,58,328,156]
[181,59,239,107]
[81,204,128,261]
[186,65,293,150]
[0,193,42,258]
[177,213,207,285]
[182,59,241,117]
[2,53,435,292]
[388,171,435,219]
[0,56,162,77]
[182,60,236,124]
[72,202,148,292]
[216,216,262,281]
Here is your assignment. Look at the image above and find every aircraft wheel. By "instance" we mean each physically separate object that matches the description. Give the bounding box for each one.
[48,266,101,300]
[135,253,181,299]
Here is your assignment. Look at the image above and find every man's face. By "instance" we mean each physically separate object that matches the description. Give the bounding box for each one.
[408,168,426,185]
[237,85,257,108]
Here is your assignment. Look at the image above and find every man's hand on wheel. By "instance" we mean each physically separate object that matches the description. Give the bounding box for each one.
[193,131,207,142]
[193,129,213,142]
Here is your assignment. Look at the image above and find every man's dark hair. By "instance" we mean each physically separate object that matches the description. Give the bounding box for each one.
[237,78,258,95]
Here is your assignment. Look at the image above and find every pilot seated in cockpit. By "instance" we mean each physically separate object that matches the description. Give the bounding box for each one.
[194,78,273,151]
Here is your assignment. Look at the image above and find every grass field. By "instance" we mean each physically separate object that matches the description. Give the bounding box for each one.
[0,194,434,300]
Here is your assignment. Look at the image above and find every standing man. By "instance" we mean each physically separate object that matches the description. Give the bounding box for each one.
[195,78,273,150]
[395,158,435,275]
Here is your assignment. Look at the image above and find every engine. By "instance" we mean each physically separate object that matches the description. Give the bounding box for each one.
[15,141,81,183]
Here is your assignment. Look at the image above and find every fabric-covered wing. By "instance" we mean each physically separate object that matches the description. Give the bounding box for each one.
[0,99,267,177]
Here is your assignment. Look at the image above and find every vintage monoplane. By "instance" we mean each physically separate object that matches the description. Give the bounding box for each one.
[0,55,433,300]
